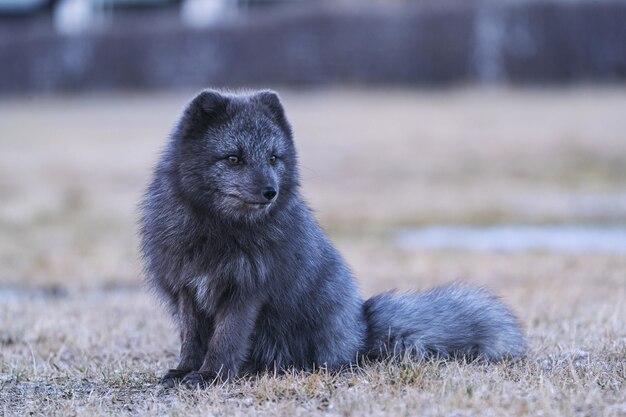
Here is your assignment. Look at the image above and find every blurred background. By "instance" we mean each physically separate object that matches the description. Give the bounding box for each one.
[0,0,625,293]
[1,0,626,92]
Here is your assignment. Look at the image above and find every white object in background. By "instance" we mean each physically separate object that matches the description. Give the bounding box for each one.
[181,0,230,29]
[395,225,626,253]
[54,0,94,35]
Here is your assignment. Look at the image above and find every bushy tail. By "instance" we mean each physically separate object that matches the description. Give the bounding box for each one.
[363,283,526,361]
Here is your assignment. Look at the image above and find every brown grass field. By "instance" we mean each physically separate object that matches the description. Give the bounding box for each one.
[1,87,625,416]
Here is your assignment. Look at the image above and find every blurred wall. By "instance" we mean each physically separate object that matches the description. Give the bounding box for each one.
[0,0,625,94]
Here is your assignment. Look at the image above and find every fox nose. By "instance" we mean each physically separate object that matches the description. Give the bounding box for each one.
[262,187,277,201]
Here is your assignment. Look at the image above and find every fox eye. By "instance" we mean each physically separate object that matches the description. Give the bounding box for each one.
[269,155,277,165]
[227,155,241,164]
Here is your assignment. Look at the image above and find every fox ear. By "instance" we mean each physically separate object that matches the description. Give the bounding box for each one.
[255,90,292,136]
[193,90,229,115]
[178,89,229,140]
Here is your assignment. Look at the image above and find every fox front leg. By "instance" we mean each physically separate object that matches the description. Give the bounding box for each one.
[181,300,260,387]
[161,290,213,387]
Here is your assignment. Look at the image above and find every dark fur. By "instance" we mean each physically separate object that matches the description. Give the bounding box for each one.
[139,89,526,387]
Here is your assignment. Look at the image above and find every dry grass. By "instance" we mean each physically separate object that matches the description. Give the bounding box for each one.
[1,87,625,416]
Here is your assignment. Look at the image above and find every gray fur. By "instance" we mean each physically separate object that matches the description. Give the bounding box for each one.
[363,283,526,361]
[139,89,526,387]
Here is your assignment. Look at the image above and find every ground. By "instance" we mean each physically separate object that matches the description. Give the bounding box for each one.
[0,87,625,416]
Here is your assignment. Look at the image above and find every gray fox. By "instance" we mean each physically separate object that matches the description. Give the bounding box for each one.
[139,89,526,387]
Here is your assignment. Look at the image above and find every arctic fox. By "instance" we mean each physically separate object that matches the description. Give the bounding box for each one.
[139,89,526,387]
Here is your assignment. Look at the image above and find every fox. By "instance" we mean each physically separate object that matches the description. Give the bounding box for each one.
[139,89,526,388]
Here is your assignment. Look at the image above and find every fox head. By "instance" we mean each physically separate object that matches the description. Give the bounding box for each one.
[169,89,299,221]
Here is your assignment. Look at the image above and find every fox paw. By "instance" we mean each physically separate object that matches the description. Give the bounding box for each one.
[181,371,219,388]
[160,368,192,388]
